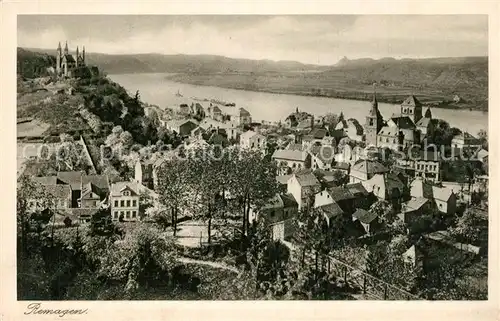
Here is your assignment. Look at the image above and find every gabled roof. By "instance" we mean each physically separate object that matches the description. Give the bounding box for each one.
[33,176,62,186]
[316,202,344,220]
[110,181,139,197]
[378,126,400,137]
[262,194,284,210]
[57,171,84,190]
[326,186,355,202]
[401,95,422,107]
[239,107,251,116]
[416,117,431,127]
[346,182,370,196]
[166,119,198,129]
[81,182,102,199]
[351,159,388,175]
[452,132,481,144]
[352,208,378,224]
[276,175,293,185]
[403,197,429,212]
[272,149,309,162]
[63,54,76,63]
[363,173,405,197]
[410,178,454,202]
[286,143,307,151]
[212,106,222,113]
[390,116,416,130]
[293,170,320,187]
[82,174,109,191]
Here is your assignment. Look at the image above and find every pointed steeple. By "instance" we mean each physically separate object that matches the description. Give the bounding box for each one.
[57,41,61,50]
[64,41,69,54]
[82,46,86,63]
[425,107,432,119]
[371,83,378,109]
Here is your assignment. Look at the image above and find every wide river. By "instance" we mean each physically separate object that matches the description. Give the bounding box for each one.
[109,73,488,134]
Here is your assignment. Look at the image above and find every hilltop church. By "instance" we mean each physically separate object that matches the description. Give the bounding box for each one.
[55,41,86,78]
[364,92,434,151]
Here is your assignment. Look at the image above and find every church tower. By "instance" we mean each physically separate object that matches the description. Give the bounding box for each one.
[76,46,79,67]
[364,91,383,147]
[56,42,62,75]
[401,95,423,124]
[64,41,69,55]
[424,107,432,119]
[82,46,86,64]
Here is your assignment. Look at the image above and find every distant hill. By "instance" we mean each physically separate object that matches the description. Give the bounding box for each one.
[19,47,488,111]
[21,47,331,75]
[17,48,56,79]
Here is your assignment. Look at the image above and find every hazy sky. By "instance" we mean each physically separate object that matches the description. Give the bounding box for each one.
[18,15,488,65]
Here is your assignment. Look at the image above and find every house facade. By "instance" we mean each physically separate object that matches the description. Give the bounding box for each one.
[259,193,299,241]
[240,130,267,150]
[272,149,311,174]
[110,182,140,221]
[349,159,388,183]
[287,171,321,210]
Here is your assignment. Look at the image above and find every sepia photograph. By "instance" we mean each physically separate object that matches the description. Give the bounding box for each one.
[15,13,489,302]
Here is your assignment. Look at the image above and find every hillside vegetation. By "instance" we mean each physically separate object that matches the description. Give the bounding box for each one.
[20,47,488,111]
[17,49,155,148]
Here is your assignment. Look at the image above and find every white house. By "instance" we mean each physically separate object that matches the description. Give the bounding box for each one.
[410,178,457,215]
[110,181,140,221]
[240,130,266,150]
[286,170,321,210]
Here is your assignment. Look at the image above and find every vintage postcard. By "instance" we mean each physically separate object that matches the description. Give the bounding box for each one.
[1,1,499,321]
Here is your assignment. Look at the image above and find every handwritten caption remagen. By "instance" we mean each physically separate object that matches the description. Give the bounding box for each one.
[24,303,88,317]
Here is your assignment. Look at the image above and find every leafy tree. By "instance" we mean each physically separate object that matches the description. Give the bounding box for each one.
[449,208,483,244]
[230,148,280,238]
[369,200,396,225]
[89,207,119,237]
[156,159,191,236]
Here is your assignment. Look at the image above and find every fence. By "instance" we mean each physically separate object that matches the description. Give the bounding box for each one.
[283,241,420,300]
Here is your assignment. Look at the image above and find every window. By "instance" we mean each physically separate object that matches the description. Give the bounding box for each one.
[114,200,118,207]
[403,108,407,113]
[410,109,413,114]
[439,203,443,208]
[126,211,130,219]
[132,211,136,218]
[114,211,118,219]
[123,191,130,196]
[393,139,396,143]
[126,200,131,207]
[120,211,124,217]
[132,200,137,207]
[386,138,388,143]
[120,200,125,207]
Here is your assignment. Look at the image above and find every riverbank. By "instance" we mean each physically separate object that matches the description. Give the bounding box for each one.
[165,73,488,112]
[108,73,489,134]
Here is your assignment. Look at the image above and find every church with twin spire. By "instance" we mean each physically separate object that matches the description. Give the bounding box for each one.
[364,91,434,151]
[55,41,86,78]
